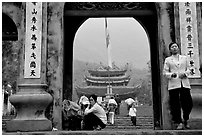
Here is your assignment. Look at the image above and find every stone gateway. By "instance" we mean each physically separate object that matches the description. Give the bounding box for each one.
[2,2,202,131]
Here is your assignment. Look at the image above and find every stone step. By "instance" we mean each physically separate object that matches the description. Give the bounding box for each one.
[115,120,152,123]
[114,121,153,125]
[106,125,153,129]
[111,116,153,126]
[3,116,201,131]
[115,116,152,118]
[115,117,153,120]
[114,116,153,120]
[114,117,153,121]
[109,116,153,129]
[2,115,153,131]
[2,129,202,135]
[114,122,153,126]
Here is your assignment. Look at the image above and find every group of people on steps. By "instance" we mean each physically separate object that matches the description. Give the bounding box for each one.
[61,42,194,131]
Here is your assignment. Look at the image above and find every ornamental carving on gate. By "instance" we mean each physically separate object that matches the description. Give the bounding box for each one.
[65,2,155,11]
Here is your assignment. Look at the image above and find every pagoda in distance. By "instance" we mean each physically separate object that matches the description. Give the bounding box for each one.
[75,18,141,100]
[75,62,141,100]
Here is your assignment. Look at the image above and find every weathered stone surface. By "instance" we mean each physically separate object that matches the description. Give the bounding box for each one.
[6,84,53,131]
[3,2,53,132]
[6,120,52,132]
[47,2,65,130]
[2,129,202,135]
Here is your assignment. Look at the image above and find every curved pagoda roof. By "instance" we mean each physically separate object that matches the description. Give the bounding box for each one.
[88,65,128,77]
[85,75,131,83]
[88,69,127,77]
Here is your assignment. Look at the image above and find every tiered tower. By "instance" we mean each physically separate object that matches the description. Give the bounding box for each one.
[75,64,140,100]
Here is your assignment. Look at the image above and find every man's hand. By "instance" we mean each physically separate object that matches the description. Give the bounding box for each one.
[171,73,177,78]
[179,73,187,79]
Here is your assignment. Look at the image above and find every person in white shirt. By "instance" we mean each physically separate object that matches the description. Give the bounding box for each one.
[83,94,107,130]
[163,42,193,130]
[78,95,89,115]
[128,102,137,126]
[107,96,117,125]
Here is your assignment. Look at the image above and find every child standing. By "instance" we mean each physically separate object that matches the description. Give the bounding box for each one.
[128,102,137,126]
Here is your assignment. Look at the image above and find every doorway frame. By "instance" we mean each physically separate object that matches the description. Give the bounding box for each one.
[46,2,175,130]
[63,2,162,130]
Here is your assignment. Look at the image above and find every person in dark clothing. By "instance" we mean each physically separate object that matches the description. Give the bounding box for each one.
[115,94,121,115]
[83,113,106,130]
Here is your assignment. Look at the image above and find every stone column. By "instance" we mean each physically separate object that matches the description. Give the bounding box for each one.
[6,2,53,132]
[2,86,5,115]
[46,2,65,130]
[157,2,174,129]
[175,2,202,121]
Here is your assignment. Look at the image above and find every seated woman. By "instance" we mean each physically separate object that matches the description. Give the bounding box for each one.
[83,94,107,130]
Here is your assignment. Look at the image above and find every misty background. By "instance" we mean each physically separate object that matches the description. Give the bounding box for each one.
[73,17,150,70]
[72,18,152,105]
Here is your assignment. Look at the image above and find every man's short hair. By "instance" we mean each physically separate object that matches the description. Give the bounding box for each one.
[169,42,179,50]
[89,94,97,102]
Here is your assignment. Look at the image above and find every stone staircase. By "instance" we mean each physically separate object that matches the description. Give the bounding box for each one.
[2,114,202,135]
[2,115,153,131]
[106,115,153,129]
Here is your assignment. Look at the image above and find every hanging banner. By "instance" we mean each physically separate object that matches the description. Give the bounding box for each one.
[24,2,42,78]
[179,2,200,78]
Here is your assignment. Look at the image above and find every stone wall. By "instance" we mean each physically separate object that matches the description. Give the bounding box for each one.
[47,2,65,129]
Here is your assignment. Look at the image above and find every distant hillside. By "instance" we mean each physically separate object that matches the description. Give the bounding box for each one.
[127,68,149,86]
[73,60,100,87]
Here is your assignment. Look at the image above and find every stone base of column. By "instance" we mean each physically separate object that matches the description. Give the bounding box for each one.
[6,119,52,132]
[6,84,53,132]
[190,78,202,119]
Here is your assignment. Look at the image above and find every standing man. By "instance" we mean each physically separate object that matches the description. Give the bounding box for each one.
[83,94,107,130]
[163,42,193,130]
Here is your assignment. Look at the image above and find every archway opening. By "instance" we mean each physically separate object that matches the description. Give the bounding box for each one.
[63,2,161,130]
[72,17,153,129]
[2,13,18,41]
